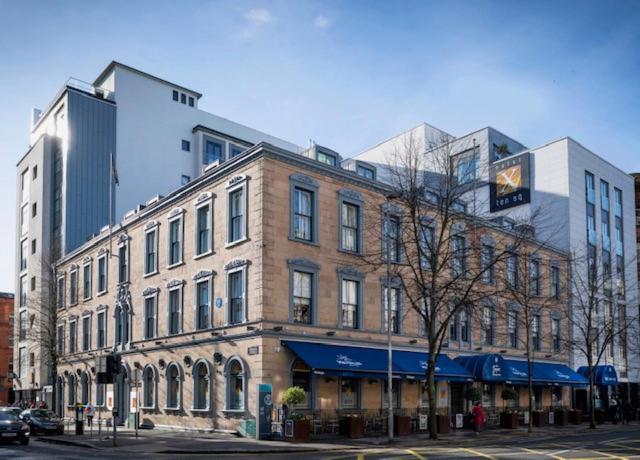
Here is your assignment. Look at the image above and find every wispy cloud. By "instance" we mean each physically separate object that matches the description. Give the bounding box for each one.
[246,8,273,24]
[314,15,332,29]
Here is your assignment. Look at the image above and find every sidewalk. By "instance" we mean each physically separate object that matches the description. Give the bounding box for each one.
[36,422,640,454]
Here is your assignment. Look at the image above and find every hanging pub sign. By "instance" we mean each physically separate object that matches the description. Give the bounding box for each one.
[489,152,531,212]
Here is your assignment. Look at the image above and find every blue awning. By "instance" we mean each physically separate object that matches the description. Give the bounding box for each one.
[282,341,473,381]
[577,365,618,386]
[456,354,587,386]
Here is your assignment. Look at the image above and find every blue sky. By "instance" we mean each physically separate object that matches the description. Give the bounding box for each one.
[0,0,639,291]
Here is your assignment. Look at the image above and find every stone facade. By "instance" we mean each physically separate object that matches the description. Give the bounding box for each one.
[54,144,570,432]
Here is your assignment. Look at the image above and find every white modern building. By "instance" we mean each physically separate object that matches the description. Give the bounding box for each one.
[14,61,300,404]
[353,123,640,407]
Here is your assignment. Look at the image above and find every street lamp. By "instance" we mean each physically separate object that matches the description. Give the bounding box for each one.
[384,191,401,443]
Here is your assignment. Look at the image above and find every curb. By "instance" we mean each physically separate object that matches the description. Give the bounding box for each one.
[36,436,98,449]
[159,447,360,455]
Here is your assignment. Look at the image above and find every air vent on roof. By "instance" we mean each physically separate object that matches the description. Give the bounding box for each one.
[203,160,220,174]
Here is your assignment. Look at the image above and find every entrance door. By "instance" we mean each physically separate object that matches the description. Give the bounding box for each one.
[114,366,129,425]
[450,383,465,415]
[575,389,588,412]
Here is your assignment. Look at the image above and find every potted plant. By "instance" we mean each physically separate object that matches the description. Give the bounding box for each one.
[282,387,310,442]
[500,388,519,429]
[532,409,547,427]
[554,407,569,426]
[394,414,411,436]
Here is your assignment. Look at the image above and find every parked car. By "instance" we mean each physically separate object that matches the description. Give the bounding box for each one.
[0,407,24,418]
[0,411,30,445]
[20,409,64,435]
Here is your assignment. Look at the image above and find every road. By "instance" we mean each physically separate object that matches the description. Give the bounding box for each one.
[1,426,639,459]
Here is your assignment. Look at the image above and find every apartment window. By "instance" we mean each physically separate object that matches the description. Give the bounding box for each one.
[383,215,401,263]
[114,304,130,346]
[506,253,518,288]
[588,244,597,287]
[482,305,495,345]
[168,217,183,266]
[18,347,26,378]
[228,185,246,244]
[144,295,156,339]
[20,276,26,307]
[96,311,106,348]
[226,359,245,411]
[340,279,361,329]
[188,96,195,107]
[19,310,27,341]
[69,320,77,354]
[481,244,496,283]
[340,378,360,409]
[30,276,36,291]
[181,175,190,185]
[585,172,595,203]
[181,140,190,152]
[532,315,541,351]
[228,268,245,324]
[20,239,27,271]
[507,310,518,348]
[31,239,36,255]
[529,258,541,296]
[196,203,212,256]
[83,262,92,300]
[118,244,128,283]
[69,270,78,305]
[82,315,91,351]
[20,204,28,235]
[451,234,466,277]
[616,255,626,297]
[172,90,179,101]
[460,309,470,342]
[204,139,223,165]
[168,287,182,335]
[196,280,210,330]
[382,285,400,334]
[614,187,623,216]
[97,254,107,293]
[57,276,65,308]
[455,153,478,184]
[32,165,37,180]
[341,189,367,245]
[420,225,434,270]
[550,265,561,300]
[145,229,158,275]
[56,324,65,354]
[356,164,375,180]
[317,151,336,166]
[601,180,610,210]
[193,361,210,410]
[20,169,29,202]
[293,188,313,241]
[180,93,186,104]
[31,202,37,218]
[292,271,312,324]
[551,317,561,352]
[166,364,182,409]
[67,375,76,407]
[142,366,156,409]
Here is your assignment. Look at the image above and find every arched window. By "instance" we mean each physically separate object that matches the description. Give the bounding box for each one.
[193,361,210,410]
[142,365,156,409]
[122,305,130,343]
[226,358,245,411]
[80,372,90,405]
[67,374,76,406]
[55,376,64,416]
[115,306,122,345]
[291,360,311,409]
[166,363,182,409]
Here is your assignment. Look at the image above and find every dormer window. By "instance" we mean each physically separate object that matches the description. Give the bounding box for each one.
[204,138,223,165]
[356,164,375,180]
[172,90,179,101]
[180,93,186,104]
[317,151,336,166]
[188,96,194,107]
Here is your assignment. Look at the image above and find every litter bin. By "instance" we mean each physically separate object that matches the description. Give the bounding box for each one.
[75,419,84,435]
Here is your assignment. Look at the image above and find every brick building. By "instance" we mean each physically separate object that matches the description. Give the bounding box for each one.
[0,293,15,405]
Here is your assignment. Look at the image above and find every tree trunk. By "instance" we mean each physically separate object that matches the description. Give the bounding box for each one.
[588,353,596,429]
[427,355,438,440]
[527,369,533,433]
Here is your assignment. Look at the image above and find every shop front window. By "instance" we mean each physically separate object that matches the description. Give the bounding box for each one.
[340,378,359,409]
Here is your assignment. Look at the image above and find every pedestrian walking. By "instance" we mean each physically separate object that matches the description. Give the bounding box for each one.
[472,401,485,436]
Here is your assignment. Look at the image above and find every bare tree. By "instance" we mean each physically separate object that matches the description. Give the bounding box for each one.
[357,133,537,439]
[564,247,638,429]
[500,237,563,432]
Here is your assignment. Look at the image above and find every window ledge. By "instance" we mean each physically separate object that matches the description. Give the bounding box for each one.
[337,248,362,256]
[190,408,211,413]
[222,409,245,415]
[163,406,182,411]
[97,290,108,297]
[83,296,92,302]
[193,251,214,260]
[166,261,185,270]
[143,270,159,279]
[140,405,156,410]
[225,237,249,249]
[288,236,320,247]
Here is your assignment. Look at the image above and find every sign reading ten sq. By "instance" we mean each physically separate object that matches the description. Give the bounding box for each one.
[489,152,531,212]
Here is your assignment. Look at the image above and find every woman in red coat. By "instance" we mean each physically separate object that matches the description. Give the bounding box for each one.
[472,401,485,435]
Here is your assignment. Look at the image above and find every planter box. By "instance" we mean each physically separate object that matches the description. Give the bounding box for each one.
[595,409,606,424]
[569,409,582,424]
[532,410,547,427]
[339,416,364,439]
[394,415,411,436]
[554,410,569,426]
[437,415,451,434]
[286,419,310,443]
[500,412,519,429]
